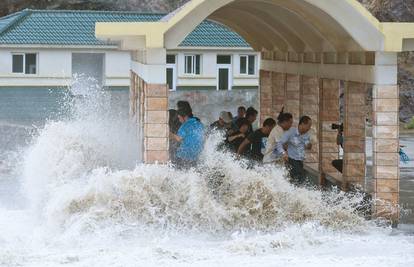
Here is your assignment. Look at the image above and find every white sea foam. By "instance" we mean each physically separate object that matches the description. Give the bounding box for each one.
[0,82,413,267]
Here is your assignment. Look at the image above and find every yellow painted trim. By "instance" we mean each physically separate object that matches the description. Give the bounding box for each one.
[96,22,168,48]
[381,23,414,51]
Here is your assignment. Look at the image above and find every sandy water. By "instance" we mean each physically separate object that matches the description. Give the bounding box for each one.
[0,87,413,267]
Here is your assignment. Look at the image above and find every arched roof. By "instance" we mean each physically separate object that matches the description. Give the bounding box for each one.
[96,0,414,52]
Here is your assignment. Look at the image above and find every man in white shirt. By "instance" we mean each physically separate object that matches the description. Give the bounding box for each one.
[263,111,293,163]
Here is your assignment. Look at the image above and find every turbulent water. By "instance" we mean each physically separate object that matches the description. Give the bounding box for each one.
[0,85,413,267]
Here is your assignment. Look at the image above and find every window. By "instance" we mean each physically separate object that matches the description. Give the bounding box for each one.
[240,55,256,75]
[217,55,231,64]
[166,68,174,90]
[12,54,24,73]
[184,55,201,75]
[12,53,37,74]
[166,54,176,64]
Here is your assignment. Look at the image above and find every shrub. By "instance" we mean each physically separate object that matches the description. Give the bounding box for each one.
[405,116,414,129]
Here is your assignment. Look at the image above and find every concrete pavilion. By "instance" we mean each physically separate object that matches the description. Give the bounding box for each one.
[95,0,414,220]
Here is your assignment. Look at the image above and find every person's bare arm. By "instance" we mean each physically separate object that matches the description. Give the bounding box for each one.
[237,139,251,155]
[228,133,244,142]
[170,132,182,142]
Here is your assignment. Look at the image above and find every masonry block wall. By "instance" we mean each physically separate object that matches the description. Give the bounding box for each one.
[272,72,286,117]
[259,70,273,123]
[319,79,341,182]
[301,76,320,171]
[259,70,288,124]
[131,71,169,164]
[372,85,400,218]
[343,82,367,189]
[130,71,145,160]
[285,74,301,125]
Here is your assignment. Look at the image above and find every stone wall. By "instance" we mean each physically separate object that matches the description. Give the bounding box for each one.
[131,72,169,163]
[168,89,259,125]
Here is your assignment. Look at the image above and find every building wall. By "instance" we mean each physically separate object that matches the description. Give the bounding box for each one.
[0,47,259,92]
[169,49,260,90]
[0,48,131,87]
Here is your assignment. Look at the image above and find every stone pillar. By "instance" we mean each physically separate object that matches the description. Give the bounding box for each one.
[144,83,169,163]
[373,84,400,218]
[285,74,300,124]
[259,70,273,123]
[260,70,288,123]
[343,82,368,189]
[130,71,145,160]
[319,79,341,185]
[130,48,169,164]
[372,52,400,220]
[271,72,286,117]
[300,76,320,171]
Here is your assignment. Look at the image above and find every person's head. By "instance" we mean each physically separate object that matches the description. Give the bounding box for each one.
[298,115,312,134]
[177,106,192,123]
[277,112,293,131]
[219,111,232,127]
[236,118,250,134]
[245,107,258,124]
[169,109,182,134]
[227,112,233,120]
[262,118,277,135]
[237,106,246,118]
[177,101,193,117]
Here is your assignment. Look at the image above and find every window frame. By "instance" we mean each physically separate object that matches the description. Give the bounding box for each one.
[216,54,232,64]
[11,52,38,75]
[12,53,24,74]
[166,54,176,64]
[184,54,201,75]
[239,54,256,76]
[166,54,177,91]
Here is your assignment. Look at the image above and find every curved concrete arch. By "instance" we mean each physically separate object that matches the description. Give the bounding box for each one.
[238,2,335,52]
[163,0,384,51]
[268,0,364,51]
[209,17,263,51]
[228,4,307,52]
[208,17,278,51]
[212,8,292,52]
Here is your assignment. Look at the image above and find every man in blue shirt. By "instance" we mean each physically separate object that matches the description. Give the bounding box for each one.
[170,105,205,169]
[275,116,312,185]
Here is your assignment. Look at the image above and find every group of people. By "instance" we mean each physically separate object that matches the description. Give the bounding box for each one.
[169,102,314,184]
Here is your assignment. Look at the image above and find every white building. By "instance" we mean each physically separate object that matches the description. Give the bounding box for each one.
[0,10,259,92]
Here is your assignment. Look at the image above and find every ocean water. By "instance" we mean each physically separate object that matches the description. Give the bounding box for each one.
[0,86,414,267]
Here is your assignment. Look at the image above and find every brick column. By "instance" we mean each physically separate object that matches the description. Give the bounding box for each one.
[343,82,368,189]
[301,76,320,170]
[372,52,400,221]
[373,84,400,218]
[319,79,341,185]
[259,70,273,123]
[144,83,169,163]
[130,71,169,164]
[285,74,300,125]
[130,72,145,160]
[272,72,286,117]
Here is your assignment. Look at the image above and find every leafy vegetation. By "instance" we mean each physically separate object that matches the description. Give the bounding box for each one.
[405,116,414,129]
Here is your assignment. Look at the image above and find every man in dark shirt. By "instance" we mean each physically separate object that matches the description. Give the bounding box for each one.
[226,118,250,152]
[237,118,276,161]
[232,106,246,125]
[235,106,258,136]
